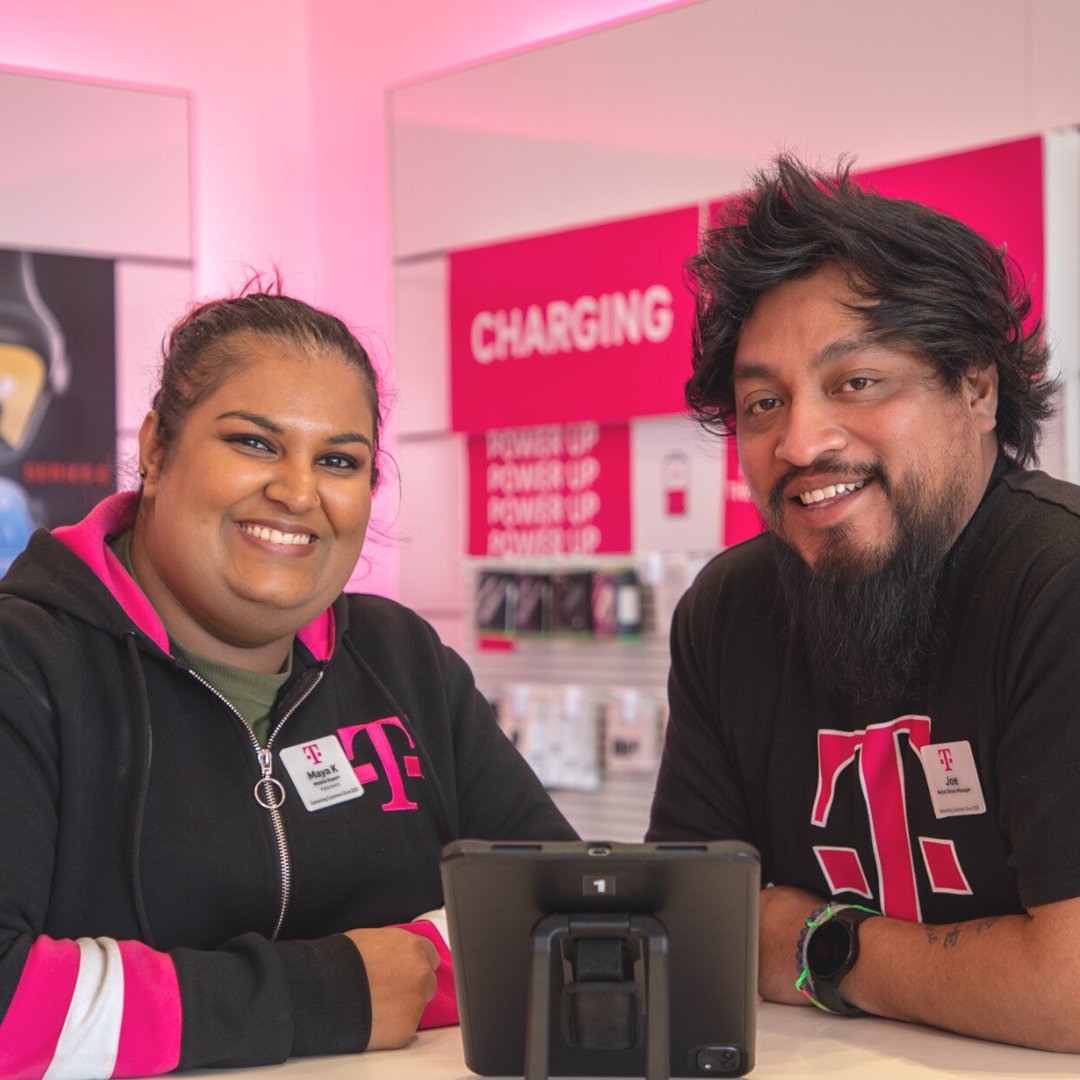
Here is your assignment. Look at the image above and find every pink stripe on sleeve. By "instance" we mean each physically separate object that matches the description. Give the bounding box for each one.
[0,936,81,1080]
[396,921,459,1030]
[113,941,182,1078]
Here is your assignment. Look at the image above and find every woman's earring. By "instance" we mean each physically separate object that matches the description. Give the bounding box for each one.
[139,467,148,479]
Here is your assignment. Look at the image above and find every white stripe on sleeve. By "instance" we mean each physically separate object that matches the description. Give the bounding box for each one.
[43,937,124,1080]
[414,906,450,946]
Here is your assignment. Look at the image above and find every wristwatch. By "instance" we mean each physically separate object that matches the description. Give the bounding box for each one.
[798,903,879,1015]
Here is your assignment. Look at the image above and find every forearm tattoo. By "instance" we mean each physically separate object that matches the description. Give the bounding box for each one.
[924,917,1001,948]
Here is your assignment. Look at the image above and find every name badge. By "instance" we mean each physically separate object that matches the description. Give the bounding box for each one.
[919,740,986,819]
[279,735,364,812]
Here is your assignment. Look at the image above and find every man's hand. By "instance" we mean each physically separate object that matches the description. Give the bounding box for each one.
[344,927,440,1049]
[758,884,825,1006]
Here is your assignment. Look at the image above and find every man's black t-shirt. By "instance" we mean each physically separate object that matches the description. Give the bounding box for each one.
[649,459,1080,923]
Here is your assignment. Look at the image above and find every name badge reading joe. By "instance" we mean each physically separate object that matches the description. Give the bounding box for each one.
[280,735,364,812]
[919,740,986,819]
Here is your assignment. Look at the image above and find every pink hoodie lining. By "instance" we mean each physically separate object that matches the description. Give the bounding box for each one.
[52,492,335,661]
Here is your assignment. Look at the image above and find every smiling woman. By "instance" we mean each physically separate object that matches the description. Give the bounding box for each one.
[134,332,377,673]
[0,284,576,1078]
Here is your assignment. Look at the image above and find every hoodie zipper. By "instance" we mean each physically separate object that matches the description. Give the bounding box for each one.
[184,666,325,940]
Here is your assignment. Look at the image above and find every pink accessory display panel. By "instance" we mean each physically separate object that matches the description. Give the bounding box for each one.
[468,421,632,556]
[450,207,699,432]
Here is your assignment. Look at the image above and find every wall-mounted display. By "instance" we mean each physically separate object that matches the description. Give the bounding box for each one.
[0,67,193,572]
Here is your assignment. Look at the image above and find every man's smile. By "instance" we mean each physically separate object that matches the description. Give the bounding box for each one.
[795,478,868,507]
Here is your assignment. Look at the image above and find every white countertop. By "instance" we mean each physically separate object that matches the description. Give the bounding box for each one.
[188,1002,1079,1079]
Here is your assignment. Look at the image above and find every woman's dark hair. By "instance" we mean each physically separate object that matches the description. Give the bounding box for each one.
[687,154,1054,465]
[153,274,382,487]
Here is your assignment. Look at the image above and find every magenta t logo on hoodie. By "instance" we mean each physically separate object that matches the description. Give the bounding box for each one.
[337,717,424,811]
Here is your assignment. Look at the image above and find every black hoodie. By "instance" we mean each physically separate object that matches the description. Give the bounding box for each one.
[0,492,574,1075]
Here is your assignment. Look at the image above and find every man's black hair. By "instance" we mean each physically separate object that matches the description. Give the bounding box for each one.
[687,154,1054,464]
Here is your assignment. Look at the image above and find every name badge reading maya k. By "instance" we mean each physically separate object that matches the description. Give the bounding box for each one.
[919,740,986,819]
[280,735,364,812]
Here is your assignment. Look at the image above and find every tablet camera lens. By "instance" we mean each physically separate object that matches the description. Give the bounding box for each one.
[695,1045,742,1074]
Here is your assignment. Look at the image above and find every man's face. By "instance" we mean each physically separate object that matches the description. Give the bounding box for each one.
[731,265,999,570]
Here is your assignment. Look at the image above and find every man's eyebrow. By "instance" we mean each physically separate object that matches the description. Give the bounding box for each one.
[216,410,373,449]
[732,333,876,382]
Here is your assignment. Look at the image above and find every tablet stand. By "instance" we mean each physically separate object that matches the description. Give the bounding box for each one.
[525,913,670,1080]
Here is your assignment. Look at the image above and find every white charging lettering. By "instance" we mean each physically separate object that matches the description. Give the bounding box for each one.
[469,286,674,364]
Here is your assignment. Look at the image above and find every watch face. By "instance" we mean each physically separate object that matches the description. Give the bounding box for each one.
[806,918,852,980]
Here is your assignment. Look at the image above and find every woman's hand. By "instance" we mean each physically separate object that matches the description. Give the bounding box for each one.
[344,927,440,1049]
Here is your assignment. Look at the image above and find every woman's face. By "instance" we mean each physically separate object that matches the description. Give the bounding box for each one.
[133,333,376,670]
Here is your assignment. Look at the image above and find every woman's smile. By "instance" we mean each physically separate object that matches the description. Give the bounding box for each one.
[237,521,317,547]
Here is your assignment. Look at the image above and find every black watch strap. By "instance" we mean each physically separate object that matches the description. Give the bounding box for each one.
[795,903,879,1016]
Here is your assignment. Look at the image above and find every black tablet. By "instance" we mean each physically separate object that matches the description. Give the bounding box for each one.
[440,838,760,1078]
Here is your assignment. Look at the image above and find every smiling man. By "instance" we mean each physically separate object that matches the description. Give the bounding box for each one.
[647,156,1080,1050]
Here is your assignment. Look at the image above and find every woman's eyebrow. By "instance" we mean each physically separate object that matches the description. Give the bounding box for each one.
[216,409,284,432]
[328,432,373,449]
[216,410,372,449]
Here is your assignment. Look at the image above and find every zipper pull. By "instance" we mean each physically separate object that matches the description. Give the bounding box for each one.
[254,746,287,810]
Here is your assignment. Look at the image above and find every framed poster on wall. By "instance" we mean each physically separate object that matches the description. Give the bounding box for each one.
[0,248,115,564]
[0,67,193,571]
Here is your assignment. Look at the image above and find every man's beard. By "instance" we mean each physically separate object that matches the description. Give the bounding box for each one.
[767,465,966,706]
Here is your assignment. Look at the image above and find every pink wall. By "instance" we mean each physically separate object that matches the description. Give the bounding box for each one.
[0,0,316,293]
[0,0,677,596]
